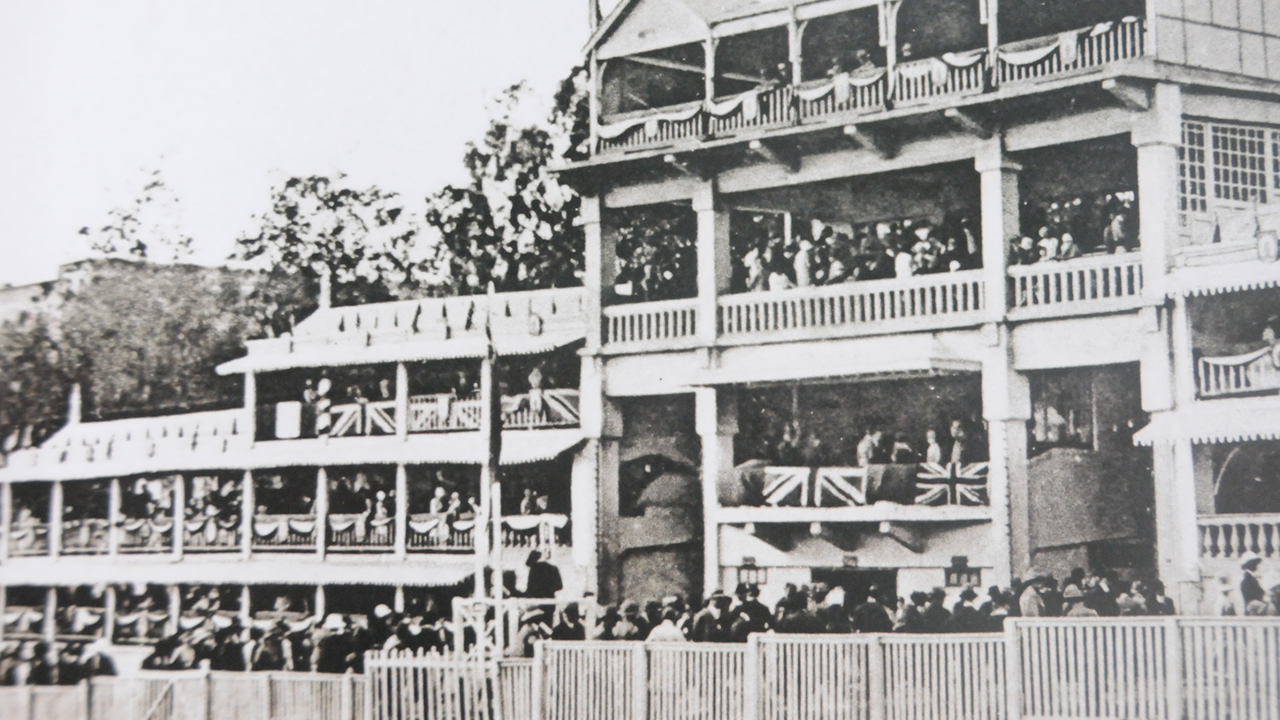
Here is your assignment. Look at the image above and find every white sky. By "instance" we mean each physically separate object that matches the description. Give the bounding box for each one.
[0,0,617,287]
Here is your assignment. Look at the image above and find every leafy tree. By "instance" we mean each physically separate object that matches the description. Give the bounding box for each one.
[233,174,424,305]
[425,67,590,294]
[79,169,194,262]
[0,310,70,450]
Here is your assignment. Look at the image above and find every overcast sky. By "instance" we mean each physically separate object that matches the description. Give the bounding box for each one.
[0,0,613,286]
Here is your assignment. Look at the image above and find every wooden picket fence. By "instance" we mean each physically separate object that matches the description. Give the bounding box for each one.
[5,619,1280,720]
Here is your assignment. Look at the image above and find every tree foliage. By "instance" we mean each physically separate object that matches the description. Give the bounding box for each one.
[0,310,70,449]
[80,169,194,262]
[425,67,590,294]
[233,174,424,305]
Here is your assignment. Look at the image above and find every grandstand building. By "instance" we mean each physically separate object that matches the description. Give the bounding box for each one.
[5,0,1280,650]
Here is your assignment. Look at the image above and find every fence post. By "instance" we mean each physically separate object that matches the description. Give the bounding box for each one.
[80,678,91,720]
[1004,620,1022,720]
[631,643,648,720]
[531,642,544,720]
[743,635,759,720]
[1164,617,1182,720]
[868,636,886,720]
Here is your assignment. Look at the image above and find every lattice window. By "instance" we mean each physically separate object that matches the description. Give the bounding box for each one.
[1178,121,1208,213]
[1211,124,1270,204]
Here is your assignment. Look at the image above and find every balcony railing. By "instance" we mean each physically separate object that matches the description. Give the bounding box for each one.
[2,606,44,639]
[405,513,570,553]
[595,18,1145,156]
[1007,252,1144,320]
[329,400,397,437]
[603,298,700,352]
[406,389,581,433]
[117,517,174,552]
[1198,514,1280,561]
[9,521,49,556]
[251,514,317,551]
[995,18,1145,86]
[746,463,989,508]
[183,515,241,552]
[718,270,986,344]
[406,513,474,551]
[328,513,394,551]
[113,611,170,644]
[61,518,110,554]
[1197,347,1280,399]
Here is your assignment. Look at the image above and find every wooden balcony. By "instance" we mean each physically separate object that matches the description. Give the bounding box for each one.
[1006,252,1145,321]
[602,298,700,354]
[60,518,110,555]
[328,513,394,551]
[1198,514,1280,561]
[1197,347,1280,399]
[8,521,49,557]
[182,514,241,552]
[250,513,317,551]
[117,517,174,553]
[719,463,991,524]
[405,513,569,553]
[718,270,986,346]
[594,18,1145,156]
[405,389,580,433]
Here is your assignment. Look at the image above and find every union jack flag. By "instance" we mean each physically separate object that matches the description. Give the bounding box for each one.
[915,462,989,506]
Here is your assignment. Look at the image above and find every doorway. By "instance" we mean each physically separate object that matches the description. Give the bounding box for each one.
[810,568,898,609]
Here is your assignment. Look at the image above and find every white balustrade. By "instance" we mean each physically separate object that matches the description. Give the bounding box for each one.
[996,17,1146,85]
[603,298,700,351]
[1197,347,1280,399]
[1006,252,1144,319]
[719,270,985,342]
[1198,514,1280,560]
[407,389,579,432]
[250,513,318,550]
[894,54,987,105]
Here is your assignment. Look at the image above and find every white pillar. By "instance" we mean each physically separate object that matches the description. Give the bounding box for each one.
[395,363,409,439]
[694,181,731,350]
[172,475,185,560]
[240,471,254,558]
[43,587,57,644]
[570,444,600,592]
[696,387,736,599]
[244,372,257,444]
[167,585,182,637]
[982,324,1030,585]
[103,586,116,644]
[580,354,621,601]
[239,586,252,628]
[314,586,326,623]
[394,464,408,559]
[393,586,406,614]
[0,586,6,641]
[0,481,11,563]
[107,478,121,556]
[582,196,611,353]
[1132,83,1182,302]
[976,137,1020,318]
[704,37,718,101]
[49,481,63,558]
[788,17,805,84]
[316,468,328,559]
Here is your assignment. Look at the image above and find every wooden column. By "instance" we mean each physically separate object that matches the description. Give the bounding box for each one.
[172,475,185,560]
[694,181,731,350]
[103,586,116,644]
[696,387,737,599]
[49,481,63,558]
[976,136,1020,318]
[394,464,408,559]
[580,354,621,601]
[314,586,326,623]
[982,323,1030,586]
[43,587,57,644]
[1132,83,1182,303]
[244,372,257,444]
[787,17,806,85]
[881,1,902,91]
[316,468,328,559]
[395,362,409,440]
[239,586,252,629]
[240,471,254,558]
[167,585,182,637]
[0,481,11,563]
[704,36,717,101]
[393,586,405,614]
[107,478,121,556]
[0,586,6,642]
[581,196,611,353]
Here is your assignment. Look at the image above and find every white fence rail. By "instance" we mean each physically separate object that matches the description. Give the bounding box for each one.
[1198,514,1280,561]
[1007,253,1144,320]
[603,299,699,351]
[1197,347,1280,399]
[9,619,1280,720]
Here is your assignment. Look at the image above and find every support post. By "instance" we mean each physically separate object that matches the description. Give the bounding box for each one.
[788,17,805,85]
[1131,83,1182,302]
[315,585,326,623]
[394,585,405,614]
[868,635,886,720]
[107,478,121,556]
[394,464,408,559]
[244,372,257,444]
[531,640,545,720]
[316,468,329,559]
[241,471,254,559]
[570,441,599,592]
[696,387,736,599]
[49,481,63,558]
[581,196,610,353]
[693,181,731,350]
[631,643,648,720]
[983,323,1029,585]
[580,354,621,601]
[704,36,718,102]
[975,136,1020,318]
[168,585,182,637]
[476,355,495,599]
[103,585,116,645]
[0,586,6,642]
[395,362,409,440]
[0,481,11,563]
[172,475,185,560]
[239,586,252,629]
[1005,619,1023,720]
[42,587,56,644]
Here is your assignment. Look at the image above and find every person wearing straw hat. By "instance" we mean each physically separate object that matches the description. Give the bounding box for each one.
[1063,585,1097,617]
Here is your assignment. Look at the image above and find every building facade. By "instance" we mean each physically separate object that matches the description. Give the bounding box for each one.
[4,0,1280,650]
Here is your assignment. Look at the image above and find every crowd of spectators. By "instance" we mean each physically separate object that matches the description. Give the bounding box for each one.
[738,216,981,294]
[0,640,116,686]
[1012,192,1138,266]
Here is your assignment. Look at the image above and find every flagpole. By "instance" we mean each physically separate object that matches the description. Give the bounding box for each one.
[478,283,505,650]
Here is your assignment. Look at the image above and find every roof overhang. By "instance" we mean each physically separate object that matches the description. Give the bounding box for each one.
[216,332,585,375]
[1133,401,1280,446]
[1165,259,1280,298]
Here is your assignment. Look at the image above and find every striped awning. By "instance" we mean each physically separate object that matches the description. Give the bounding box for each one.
[1133,401,1280,446]
[1165,260,1280,298]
